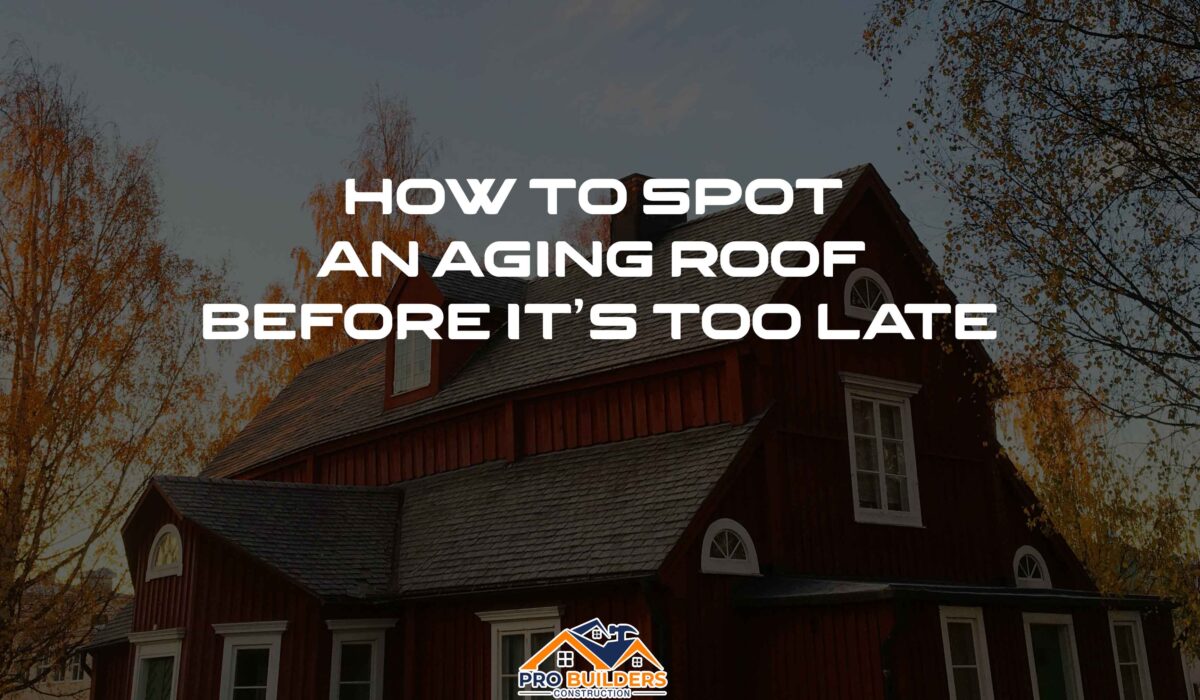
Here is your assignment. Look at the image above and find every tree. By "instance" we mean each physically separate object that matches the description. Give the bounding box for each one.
[999,350,1199,642]
[866,0,1200,644]
[214,89,443,450]
[0,50,226,693]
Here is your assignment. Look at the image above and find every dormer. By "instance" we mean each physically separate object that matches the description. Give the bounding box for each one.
[383,253,525,409]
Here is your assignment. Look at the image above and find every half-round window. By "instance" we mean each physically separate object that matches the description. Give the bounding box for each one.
[146,524,183,581]
[701,518,760,576]
[1013,545,1051,588]
[844,268,893,321]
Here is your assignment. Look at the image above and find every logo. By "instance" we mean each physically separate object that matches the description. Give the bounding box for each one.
[517,618,668,698]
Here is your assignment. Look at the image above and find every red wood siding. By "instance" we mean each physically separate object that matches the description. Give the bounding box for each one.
[89,644,131,700]
[743,602,894,700]
[403,584,650,700]
[723,191,1094,587]
[249,359,730,486]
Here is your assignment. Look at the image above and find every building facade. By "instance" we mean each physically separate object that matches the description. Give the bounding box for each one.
[90,165,1189,699]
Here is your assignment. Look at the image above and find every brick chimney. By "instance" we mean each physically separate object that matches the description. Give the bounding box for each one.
[609,173,686,243]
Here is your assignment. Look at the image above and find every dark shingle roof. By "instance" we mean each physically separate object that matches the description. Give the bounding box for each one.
[418,253,528,305]
[157,420,760,599]
[396,419,760,594]
[85,601,134,648]
[204,165,866,478]
[152,476,401,600]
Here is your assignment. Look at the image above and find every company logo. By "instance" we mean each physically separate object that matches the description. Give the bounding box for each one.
[517,618,668,698]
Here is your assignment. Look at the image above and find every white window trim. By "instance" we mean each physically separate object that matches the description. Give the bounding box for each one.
[939,606,995,700]
[1014,545,1053,589]
[476,607,561,700]
[1109,611,1155,700]
[146,524,183,581]
[841,372,923,528]
[129,630,183,700]
[844,267,894,321]
[700,518,761,576]
[326,619,396,700]
[214,621,286,700]
[1022,612,1085,700]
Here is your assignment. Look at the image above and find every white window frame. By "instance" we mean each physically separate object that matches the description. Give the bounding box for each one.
[1022,612,1085,700]
[146,524,183,581]
[1109,611,1154,700]
[129,629,184,700]
[1014,545,1053,589]
[476,607,561,700]
[392,332,432,395]
[844,268,894,321]
[700,518,761,576]
[326,619,396,700]
[214,621,286,700]
[841,372,923,527]
[939,606,995,700]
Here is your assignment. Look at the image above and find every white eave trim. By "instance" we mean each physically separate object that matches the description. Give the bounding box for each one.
[326,618,398,631]
[213,620,288,636]
[839,371,922,396]
[476,606,562,623]
[129,628,186,644]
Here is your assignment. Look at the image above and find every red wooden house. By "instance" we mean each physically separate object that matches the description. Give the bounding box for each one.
[88,165,1189,700]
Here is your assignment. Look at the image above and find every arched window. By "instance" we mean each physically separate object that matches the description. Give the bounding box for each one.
[147,524,183,581]
[1013,545,1051,588]
[844,268,893,321]
[700,518,760,576]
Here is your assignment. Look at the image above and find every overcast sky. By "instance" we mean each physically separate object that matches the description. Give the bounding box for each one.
[2,0,946,302]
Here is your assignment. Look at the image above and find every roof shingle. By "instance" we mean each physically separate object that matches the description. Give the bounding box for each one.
[155,420,760,599]
[153,477,401,599]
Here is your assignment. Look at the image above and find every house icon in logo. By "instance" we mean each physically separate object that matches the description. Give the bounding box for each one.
[518,618,667,696]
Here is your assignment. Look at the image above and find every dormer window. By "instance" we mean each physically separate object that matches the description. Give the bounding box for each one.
[845,268,893,321]
[392,333,432,395]
[146,524,182,581]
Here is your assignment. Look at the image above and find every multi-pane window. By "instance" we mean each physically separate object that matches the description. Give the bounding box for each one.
[844,269,893,321]
[335,643,372,700]
[477,608,560,700]
[326,619,394,700]
[392,333,432,394]
[137,656,175,700]
[147,525,183,581]
[843,374,921,526]
[67,653,84,681]
[230,648,270,700]
[708,529,747,562]
[1110,612,1153,700]
[1013,546,1052,588]
[214,621,284,700]
[700,519,760,576]
[499,629,555,700]
[940,607,994,700]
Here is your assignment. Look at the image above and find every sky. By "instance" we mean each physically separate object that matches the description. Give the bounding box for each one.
[1,0,948,306]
